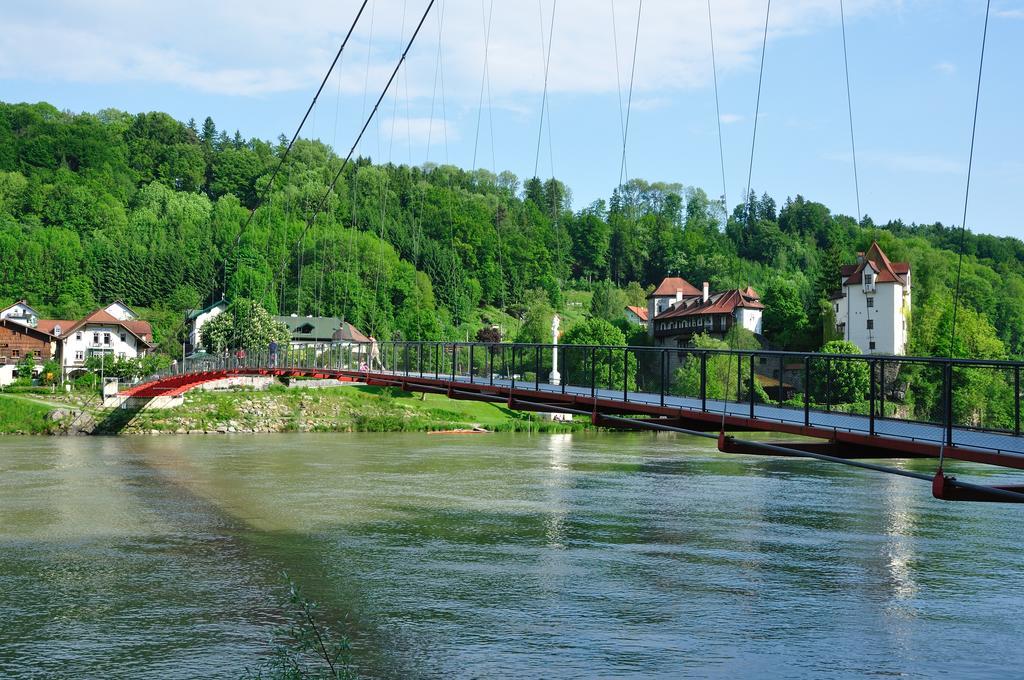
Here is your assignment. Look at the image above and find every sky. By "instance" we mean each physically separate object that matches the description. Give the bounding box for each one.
[2,0,1022,238]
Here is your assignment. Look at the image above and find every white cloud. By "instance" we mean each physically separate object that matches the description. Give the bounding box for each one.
[719,113,744,124]
[994,8,1024,19]
[934,61,956,75]
[0,0,894,100]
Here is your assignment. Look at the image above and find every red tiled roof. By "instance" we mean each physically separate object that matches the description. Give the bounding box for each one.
[41,307,154,346]
[625,305,648,321]
[647,276,702,299]
[656,288,763,320]
[0,317,57,341]
[843,241,909,286]
[35,320,76,335]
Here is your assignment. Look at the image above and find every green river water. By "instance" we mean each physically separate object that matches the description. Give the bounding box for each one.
[0,432,1021,678]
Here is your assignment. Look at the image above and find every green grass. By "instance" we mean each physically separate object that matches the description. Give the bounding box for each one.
[120,383,585,434]
[0,394,57,434]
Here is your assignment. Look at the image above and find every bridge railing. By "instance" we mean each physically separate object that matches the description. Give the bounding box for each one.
[142,341,1022,447]
[362,341,1022,447]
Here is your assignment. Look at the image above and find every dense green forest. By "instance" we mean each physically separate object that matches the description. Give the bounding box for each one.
[1,101,1022,361]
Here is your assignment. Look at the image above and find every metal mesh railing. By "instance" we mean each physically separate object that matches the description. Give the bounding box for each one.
[137,340,1023,450]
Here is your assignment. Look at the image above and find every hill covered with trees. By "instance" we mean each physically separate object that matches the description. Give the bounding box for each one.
[0,101,1021,360]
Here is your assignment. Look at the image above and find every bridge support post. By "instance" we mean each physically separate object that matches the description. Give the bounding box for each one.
[749,354,755,419]
[825,358,832,412]
[700,352,707,412]
[1016,365,1020,436]
[869,359,877,436]
[879,359,885,420]
[590,347,596,398]
[470,344,474,384]
[944,362,954,447]
[535,345,540,391]
[737,354,742,404]
[804,356,811,427]
[660,350,666,408]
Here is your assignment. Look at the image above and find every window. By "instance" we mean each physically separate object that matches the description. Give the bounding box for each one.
[93,332,99,344]
[866,319,874,330]
[835,303,839,313]
[104,333,111,345]
[75,350,84,361]
[866,297,874,308]
[76,332,82,340]
[869,341,876,350]
[12,349,19,358]
[119,333,126,342]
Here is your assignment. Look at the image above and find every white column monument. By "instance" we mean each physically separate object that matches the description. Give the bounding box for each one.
[549,313,561,386]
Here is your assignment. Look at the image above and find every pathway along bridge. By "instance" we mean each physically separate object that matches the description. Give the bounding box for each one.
[120,341,1024,504]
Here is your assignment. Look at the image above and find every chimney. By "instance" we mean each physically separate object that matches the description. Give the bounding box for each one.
[702,281,709,303]
[856,252,865,265]
[675,289,683,303]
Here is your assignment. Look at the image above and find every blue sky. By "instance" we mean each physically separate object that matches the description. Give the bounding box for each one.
[2,0,1022,238]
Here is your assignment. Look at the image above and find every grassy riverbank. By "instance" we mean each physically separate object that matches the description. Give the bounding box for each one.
[0,394,60,434]
[108,384,583,435]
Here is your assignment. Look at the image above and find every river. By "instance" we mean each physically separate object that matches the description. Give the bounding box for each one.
[0,432,1021,678]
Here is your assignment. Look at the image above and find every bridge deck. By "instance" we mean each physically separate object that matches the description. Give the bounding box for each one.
[363,369,1024,459]
[121,364,1024,471]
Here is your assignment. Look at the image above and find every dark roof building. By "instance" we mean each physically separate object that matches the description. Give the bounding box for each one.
[651,287,764,344]
[274,316,370,346]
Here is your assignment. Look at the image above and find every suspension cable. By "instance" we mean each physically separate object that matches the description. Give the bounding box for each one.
[222,0,369,293]
[618,0,643,188]
[721,0,771,431]
[533,0,557,179]
[743,0,771,221]
[611,1,627,183]
[295,0,437,254]
[950,0,992,359]
[839,0,861,224]
[707,0,728,218]
[472,0,495,171]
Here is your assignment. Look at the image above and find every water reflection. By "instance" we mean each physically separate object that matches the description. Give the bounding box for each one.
[1,433,1023,679]
[544,433,572,550]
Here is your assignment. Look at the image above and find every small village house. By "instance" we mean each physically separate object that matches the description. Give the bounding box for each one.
[0,316,60,386]
[646,277,764,346]
[624,305,648,326]
[273,315,370,351]
[185,299,227,354]
[1,300,153,379]
[832,241,911,355]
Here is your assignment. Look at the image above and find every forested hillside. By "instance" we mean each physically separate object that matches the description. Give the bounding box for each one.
[1,101,1021,359]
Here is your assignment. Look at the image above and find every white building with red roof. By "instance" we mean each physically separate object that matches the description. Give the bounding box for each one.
[42,303,153,376]
[832,241,911,355]
[624,305,648,325]
[0,300,154,378]
[646,276,764,345]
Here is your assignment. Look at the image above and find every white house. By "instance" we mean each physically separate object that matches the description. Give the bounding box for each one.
[185,299,227,353]
[36,305,154,377]
[0,300,41,327]
[624,305,648,326]
[649,278,764,346]
[646,277,703,337]
[832,241,911,355]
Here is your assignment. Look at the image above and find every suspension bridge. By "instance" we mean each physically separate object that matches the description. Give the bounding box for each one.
[135,1,1016,504]
[117,340,1024,504]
